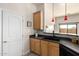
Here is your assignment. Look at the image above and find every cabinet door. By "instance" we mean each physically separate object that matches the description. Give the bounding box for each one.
[54,47,59,56]
[30,38,35,52]
[33,11,41,30]
[48,42,59,56]
[30,38,41,55]
[41,40,48,56]
[34,39,41,55]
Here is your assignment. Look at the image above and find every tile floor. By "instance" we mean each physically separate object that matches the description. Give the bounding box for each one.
[24,52,38,56]
[28,53,38,56]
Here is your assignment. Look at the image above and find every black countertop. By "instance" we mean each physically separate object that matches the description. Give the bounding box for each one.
[60,40,79,54]
[30,35,60,43]
[30,35,79,55]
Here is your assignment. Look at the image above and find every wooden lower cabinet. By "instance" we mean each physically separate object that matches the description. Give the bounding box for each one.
[34,39,41,55]
[48,42,59,56]
[30,38,59,56]
[30,38,41,55]
[41,40,48,56]
[30,38,35,52]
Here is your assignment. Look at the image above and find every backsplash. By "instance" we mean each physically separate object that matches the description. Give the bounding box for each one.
[34,30,79,40]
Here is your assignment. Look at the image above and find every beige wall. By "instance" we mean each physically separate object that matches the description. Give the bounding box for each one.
[0,3,37,16]
[44,3,53,26]
[43,3,55,33]
[54,3,79,17]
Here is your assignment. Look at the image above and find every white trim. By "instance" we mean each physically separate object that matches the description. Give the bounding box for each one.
[22,50,30,56]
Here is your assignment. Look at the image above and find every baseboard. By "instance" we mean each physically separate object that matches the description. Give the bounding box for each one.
[22,50,30,56]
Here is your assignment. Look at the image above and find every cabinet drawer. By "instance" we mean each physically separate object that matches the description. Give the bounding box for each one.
[41,40,48,44]
[34,38,40,42]
[48,42,59,47]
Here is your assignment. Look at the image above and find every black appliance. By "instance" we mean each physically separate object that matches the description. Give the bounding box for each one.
[60,44,79,56]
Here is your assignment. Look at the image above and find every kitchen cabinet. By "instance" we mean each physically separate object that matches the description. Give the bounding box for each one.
[34,39,41,55]
[48,42,59,56]
[30,38,35,52]
[30,38,41,55]
[30,38,59,56]
[41,40,48,56]
[33,11,41,30]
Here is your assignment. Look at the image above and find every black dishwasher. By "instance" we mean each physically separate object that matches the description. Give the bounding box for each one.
[60,44,79,56]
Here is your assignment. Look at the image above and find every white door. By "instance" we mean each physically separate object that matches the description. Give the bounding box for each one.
[3,10,22,56]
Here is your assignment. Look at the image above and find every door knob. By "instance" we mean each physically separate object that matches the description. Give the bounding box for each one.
[3,41,7,43]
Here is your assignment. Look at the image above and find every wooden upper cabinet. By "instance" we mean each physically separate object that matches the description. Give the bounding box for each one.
[41,40,48,56]
[48,42,59,56]
[33,11,41,30]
